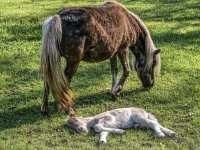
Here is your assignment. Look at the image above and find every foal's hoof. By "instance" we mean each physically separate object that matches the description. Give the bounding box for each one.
[156,132,166,138]
[166,130,176,137]
[99,140,107,144]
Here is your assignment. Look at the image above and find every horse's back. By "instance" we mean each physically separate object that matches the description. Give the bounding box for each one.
[58,2,137,61]
[59,8,89,40]
[58,3,128,39]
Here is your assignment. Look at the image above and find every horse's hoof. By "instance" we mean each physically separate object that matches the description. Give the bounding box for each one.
[41,104,49,115]
[111,85,122,98]
[111,93,117,100]
[41,110,49,116]
[113,85,122,93]
[112,91,121,98]
[111,92,120,99]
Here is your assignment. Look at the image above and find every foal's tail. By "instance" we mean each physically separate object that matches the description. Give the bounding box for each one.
[40,15,74,112]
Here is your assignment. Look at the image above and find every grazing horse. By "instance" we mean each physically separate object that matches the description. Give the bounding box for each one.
[40,1,161,113]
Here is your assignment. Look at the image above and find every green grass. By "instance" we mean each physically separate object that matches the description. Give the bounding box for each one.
[0,0,200,149]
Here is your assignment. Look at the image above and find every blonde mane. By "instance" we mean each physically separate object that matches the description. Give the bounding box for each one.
[104,0,161,75]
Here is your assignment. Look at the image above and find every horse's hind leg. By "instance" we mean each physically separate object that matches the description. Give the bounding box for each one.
[112,48,130,97]
[64,37,85,84]
[110,55,118,93]
[64,58,80,84]
[41,81,49,115]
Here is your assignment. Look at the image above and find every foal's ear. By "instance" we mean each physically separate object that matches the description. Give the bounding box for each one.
[69,107,76,118]
[153,49,161,55]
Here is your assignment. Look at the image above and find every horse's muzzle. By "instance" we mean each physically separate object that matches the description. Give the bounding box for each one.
[142,81,154,88]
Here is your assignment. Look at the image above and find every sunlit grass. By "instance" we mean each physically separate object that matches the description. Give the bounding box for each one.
[0,0,200,149]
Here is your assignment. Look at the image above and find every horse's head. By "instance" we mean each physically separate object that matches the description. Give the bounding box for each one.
[134,49,161,88]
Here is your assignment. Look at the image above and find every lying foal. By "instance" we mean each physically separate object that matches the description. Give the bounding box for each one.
[66,107,175,143]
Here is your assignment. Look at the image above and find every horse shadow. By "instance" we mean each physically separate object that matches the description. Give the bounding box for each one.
[0,87,147,132]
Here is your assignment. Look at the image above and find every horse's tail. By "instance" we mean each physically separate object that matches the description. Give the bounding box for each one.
[40,15,74,112]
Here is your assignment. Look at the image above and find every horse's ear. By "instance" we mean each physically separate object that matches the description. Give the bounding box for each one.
[153,49,161,55]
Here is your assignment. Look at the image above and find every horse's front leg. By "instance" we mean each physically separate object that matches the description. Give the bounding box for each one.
[112,48,130,97]
[110,55,118,93]
[41,81,49,115]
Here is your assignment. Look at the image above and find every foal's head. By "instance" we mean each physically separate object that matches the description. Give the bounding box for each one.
[66,116,88,133]
[134,49,161,88]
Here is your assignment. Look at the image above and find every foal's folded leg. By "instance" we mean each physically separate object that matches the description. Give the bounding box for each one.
[94,124,125,134]
[103,127,125,134]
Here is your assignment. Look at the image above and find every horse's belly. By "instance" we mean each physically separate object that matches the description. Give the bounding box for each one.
[83,48,114,62]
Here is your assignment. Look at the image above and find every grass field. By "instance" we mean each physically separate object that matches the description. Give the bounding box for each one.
[0,0,200,149]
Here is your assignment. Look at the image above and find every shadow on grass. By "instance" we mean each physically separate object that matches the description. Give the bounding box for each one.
[0,6,60,43]
[0,87,148,131]
[153,30,200,46]
[127,0,200,22]
[0,101,58,131]
[1,67,199,133]
[1,0,200,135]
[75,87,147,107]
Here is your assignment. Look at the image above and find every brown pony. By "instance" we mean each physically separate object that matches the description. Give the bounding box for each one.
[40,1,161,113]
